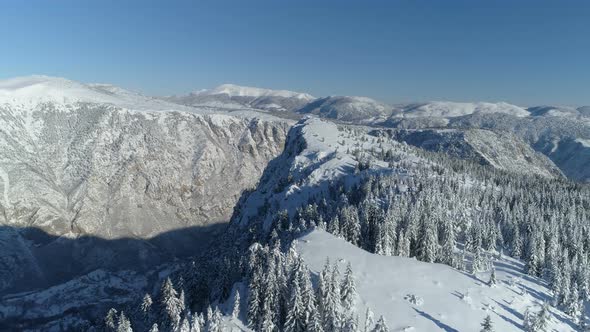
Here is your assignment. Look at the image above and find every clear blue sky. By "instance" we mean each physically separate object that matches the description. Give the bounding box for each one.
[1,0,589,105]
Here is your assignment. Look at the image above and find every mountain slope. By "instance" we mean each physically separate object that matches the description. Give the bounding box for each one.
[446,113,590,182]
[233,118,563,228]
[385,128,563,178]
[0,77,292,294]
[296,230,577,332]
[227,117,586,332]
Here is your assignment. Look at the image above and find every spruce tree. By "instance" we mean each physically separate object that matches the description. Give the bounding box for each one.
[480,315,493,332]
[284,277,305,332]
[342,313,359,332]
[247,268,263,329]
[341,263,357,313]
[116,311,133,332]
[232,291,241,319]
[140,294,153,325]
[105,308,118,332]
[159,277,183,332]
[363,308,374,332]
[325,264,343,332]
[371,316,388,332]
[179,316,190,332]
[532,302,550,332]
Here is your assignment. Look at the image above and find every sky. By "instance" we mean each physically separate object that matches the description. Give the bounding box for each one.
[1,0,589,106]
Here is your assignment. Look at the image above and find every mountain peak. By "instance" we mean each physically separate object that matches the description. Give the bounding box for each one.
[0,75,192,112]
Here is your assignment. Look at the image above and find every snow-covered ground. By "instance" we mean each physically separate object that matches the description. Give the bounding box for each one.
[296,230,579,332]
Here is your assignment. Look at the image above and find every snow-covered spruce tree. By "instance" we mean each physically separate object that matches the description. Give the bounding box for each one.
[363,308,374,332]
[524,302,551,332]
[116,311,133,332]
[340,206,361,246]
[576,253,590,301]
[284,274,305,332]
[260,299,276,332]
[104,308,118,332]
[341,262,357,313]
[231,290,240,319]
[148,323,159,332]
[140,293,154,326]
[533,302,551,332]
[178,316,190,332]
[299,262,319,331]
[480,315,493,332]
[317,259,331,324]
[371,316,388,332]
[247,266,263,329]
[342,313,359,332]
[566,282,583,324]
[438,218,457,268]
[159,277,183,332]
[416,213,438,263]
[322,263,343,332]
[209,308,223,332]
[190,313,204,332]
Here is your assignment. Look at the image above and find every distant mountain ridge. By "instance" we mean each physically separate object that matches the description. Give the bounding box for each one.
[165,83,314,112]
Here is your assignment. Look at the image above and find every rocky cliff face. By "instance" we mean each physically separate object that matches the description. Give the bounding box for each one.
[0,101,290,292]
[0,102,289,238]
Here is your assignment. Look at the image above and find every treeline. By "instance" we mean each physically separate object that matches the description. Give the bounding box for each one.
[101,240,389,332]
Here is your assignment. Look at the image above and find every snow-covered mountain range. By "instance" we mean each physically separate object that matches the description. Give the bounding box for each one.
[1,75,589,331]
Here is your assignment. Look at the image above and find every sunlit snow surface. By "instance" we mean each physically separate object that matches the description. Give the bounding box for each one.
[296,229,579,332]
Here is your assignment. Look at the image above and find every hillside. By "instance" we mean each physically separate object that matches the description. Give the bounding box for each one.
[385,128,563,178]
[0,76,292,295]
[296,229,577,332]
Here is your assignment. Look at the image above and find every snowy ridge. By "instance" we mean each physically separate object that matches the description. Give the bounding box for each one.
[0,75,200,112]
[395,101,530,118]
[234,117,409,228]
[198,83,315,100]
[166,83,316,113]
[296,96,392,122]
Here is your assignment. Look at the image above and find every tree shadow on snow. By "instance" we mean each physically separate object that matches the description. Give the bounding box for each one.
[413,308,460,332]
